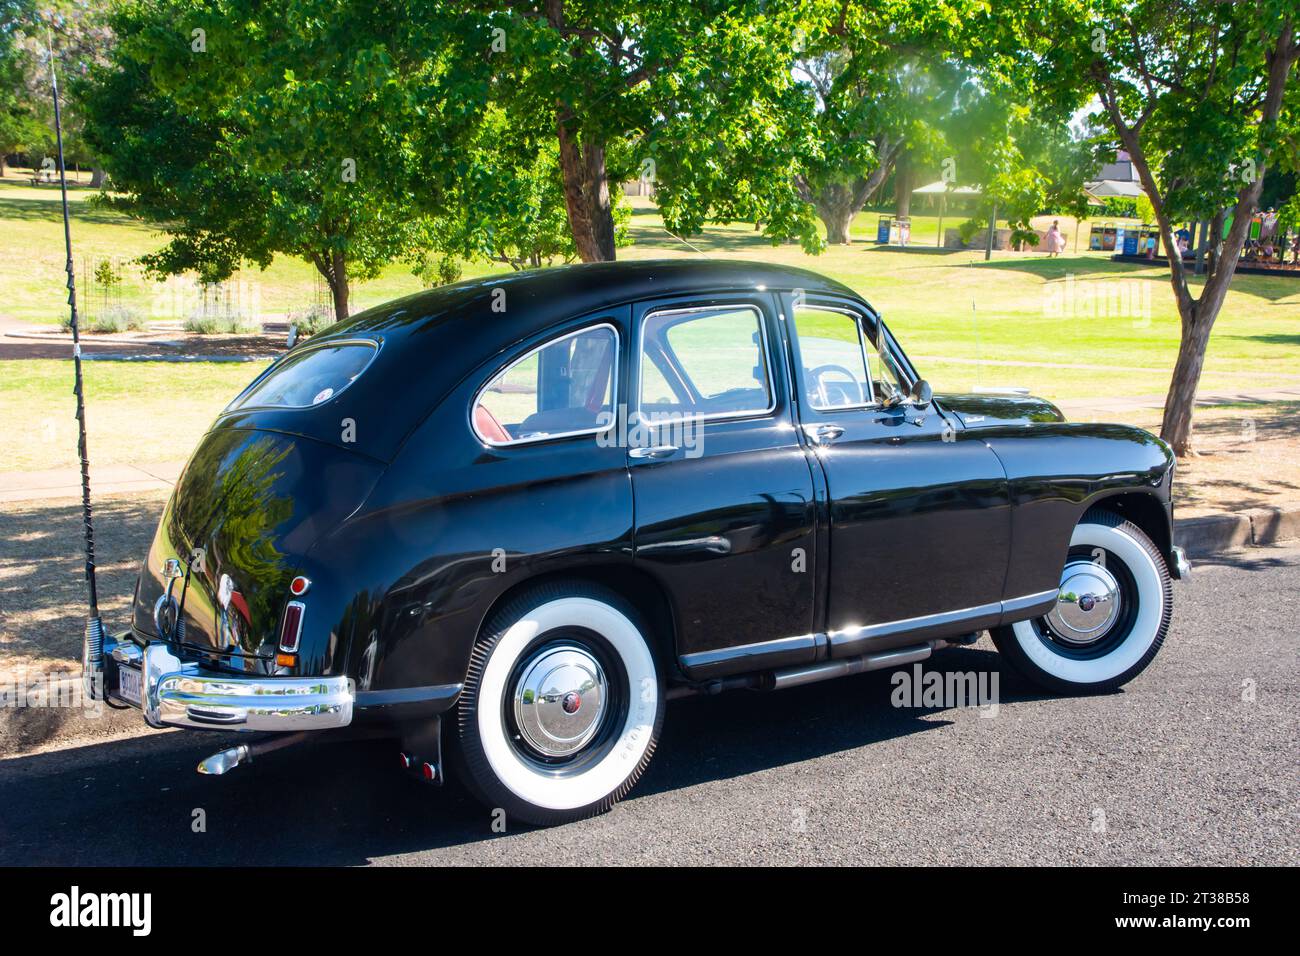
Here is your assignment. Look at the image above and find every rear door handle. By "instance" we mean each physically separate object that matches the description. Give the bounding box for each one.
[803,424,844,445]
[629,444,678,460]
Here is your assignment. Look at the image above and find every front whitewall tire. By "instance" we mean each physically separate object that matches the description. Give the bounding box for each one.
[993,511,1173,693]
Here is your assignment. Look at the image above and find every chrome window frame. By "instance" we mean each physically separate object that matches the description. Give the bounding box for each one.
[789,304,877,413]
[223,337,381,414]
[470,322,621,448]
[634,303,777,429]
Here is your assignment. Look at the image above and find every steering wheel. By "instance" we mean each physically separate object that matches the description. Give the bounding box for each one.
[808,364,864,408]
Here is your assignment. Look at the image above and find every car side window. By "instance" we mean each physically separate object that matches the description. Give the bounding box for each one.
[473,324,618,445]
[791,306,872,410]
[639,305,773,422]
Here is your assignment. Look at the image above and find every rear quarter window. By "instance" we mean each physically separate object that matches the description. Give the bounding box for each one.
[227,341,377,411]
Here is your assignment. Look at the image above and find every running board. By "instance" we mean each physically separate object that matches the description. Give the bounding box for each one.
[768,642,936,691]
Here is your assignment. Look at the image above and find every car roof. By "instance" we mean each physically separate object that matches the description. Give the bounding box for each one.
[224,260,869,461]
[327,258,863,343]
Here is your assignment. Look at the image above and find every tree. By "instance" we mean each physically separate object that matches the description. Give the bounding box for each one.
[448,1,825,260]
[789,41,928,244]
[430,106,630,270]
[1034,0,1299,456]
[80,0,484,322]
[0,1,44,178]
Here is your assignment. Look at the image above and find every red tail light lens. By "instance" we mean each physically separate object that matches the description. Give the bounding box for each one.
[279,601,305,652]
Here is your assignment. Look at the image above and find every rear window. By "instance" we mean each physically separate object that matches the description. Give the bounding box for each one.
[227,341,377,411]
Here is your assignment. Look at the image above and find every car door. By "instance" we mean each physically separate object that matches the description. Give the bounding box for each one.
[627,293,819,680]
[782,293,1013,657]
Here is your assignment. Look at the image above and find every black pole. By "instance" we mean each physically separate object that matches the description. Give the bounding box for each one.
[49,38,106,693]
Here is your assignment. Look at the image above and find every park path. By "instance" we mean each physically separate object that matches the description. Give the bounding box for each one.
[0,461,182,503]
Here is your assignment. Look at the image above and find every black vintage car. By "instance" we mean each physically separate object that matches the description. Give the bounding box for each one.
[88,260,1188,825]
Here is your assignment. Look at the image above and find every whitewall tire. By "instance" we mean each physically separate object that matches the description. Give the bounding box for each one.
[992,510,1173,693]
[455,582,664,826]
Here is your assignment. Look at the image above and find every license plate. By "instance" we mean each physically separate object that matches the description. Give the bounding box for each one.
[117,666,142,707]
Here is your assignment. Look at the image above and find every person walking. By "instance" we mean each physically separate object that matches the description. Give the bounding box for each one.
[1045,220,1066,257]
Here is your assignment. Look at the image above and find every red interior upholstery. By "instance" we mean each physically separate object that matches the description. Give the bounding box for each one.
[474,404,511,443]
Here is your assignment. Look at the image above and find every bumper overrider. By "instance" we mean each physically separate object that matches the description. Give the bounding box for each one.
[96,631,353,732]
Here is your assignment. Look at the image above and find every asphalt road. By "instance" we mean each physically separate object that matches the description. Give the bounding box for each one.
[3,545,1297,866]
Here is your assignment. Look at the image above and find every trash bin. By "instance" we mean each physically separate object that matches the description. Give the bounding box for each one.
[1122,227,1140,256]
[876,217,892,244]
[1099,221,1120,252]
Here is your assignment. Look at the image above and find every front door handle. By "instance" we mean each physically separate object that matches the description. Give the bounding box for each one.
[629,444,678,460]
[803,424,845,445]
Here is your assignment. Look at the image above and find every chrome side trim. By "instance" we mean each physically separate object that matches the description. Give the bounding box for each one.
[680,632,822,679]
[1000,588,1060,619]
[828,601,1003,655]
[677,589,1068,680]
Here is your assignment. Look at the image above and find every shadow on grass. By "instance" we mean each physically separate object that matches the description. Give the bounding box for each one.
[0,196,131,227]
[1220,332,1300,348]
[0,491,166,672]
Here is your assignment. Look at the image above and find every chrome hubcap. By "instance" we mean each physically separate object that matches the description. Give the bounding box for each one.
[1047,560,1122,645]
[512,644,607,758]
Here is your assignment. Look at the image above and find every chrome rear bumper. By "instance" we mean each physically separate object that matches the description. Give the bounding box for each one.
[106,633,353,732]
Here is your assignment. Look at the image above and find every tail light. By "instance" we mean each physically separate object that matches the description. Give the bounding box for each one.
[279,601,305,653]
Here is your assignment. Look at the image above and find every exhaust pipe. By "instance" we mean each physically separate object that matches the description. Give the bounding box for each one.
[197,744,251,775]
[769,642,935,691]
[196,731,314,775]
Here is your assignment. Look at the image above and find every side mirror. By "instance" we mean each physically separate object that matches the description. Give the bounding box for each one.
[909,379,933,409]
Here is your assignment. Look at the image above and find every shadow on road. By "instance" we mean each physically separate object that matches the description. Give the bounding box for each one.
[0,646,1057,865]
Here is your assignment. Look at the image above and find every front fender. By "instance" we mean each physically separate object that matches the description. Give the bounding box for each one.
[976,422,1175,600]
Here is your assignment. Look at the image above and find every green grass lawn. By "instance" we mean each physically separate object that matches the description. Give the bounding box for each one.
[0,360,265,472]
[2,173,1298,474]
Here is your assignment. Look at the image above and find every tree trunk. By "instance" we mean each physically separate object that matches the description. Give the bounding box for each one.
[1206,208,1226,282]
[312,251,350,323]
[328,251,349,322]
[894,153,913,219]
[1160,303,1210,457]
[1104,17,1295,456]
[805,146,899,247]
[556,116,616,262]
[0,155,7,178]
[815,183,855,244]
[821,204,854,244]
[90,166,106,188]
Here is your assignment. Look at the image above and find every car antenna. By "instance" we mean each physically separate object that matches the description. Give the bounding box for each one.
[47,30,106,698]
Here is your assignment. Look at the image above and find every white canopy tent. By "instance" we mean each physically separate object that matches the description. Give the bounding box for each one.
[911,181,982,247]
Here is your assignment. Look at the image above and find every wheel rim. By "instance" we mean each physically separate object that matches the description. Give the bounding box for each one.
[1046,559,1123,645]
[511,643,610,760]
[1034,544,1141,660]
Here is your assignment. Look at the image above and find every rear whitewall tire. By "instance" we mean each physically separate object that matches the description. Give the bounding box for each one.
[455,583,664,826]
[993,511,1173,693]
